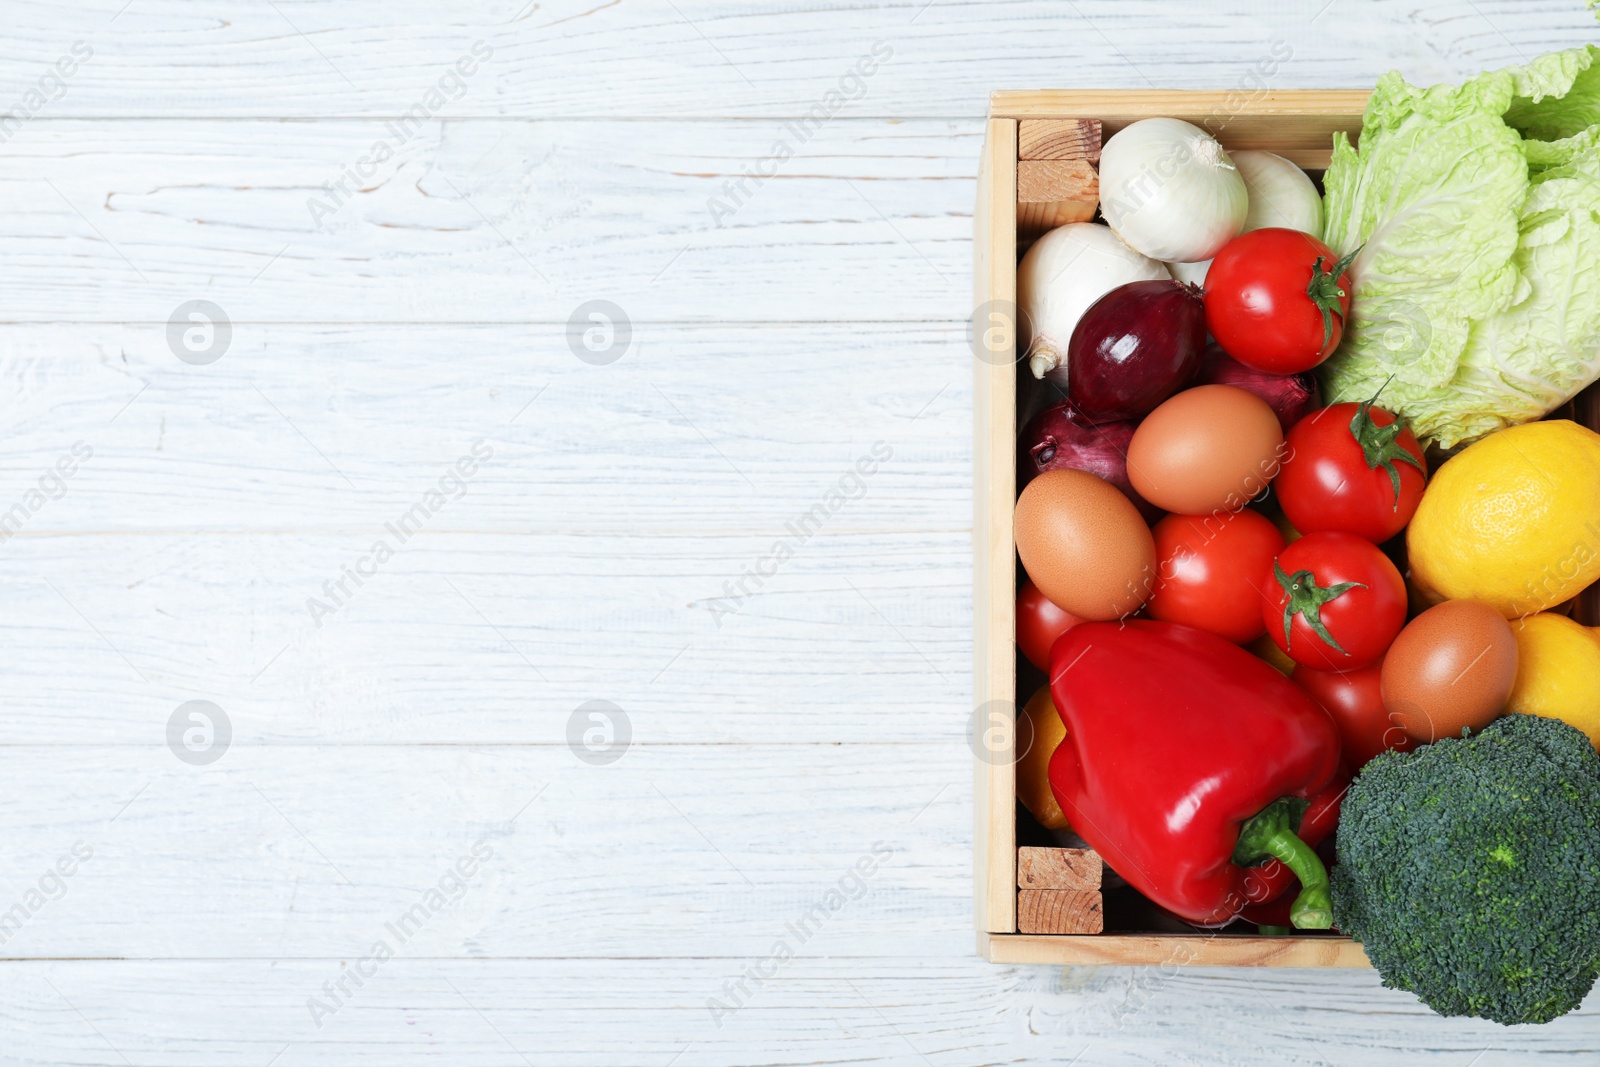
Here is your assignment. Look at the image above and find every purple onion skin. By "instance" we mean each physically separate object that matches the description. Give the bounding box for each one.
[1066,280,1207,423]
[1018,401,1162,523]
[1194,341,1320,434]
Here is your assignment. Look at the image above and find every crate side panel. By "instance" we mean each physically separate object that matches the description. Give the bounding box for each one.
[973,116,1019,935]
[991,90,1367,168]
[986,934,1371,968]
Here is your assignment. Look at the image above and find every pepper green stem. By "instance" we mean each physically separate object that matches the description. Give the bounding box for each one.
[1233,797,1334,931]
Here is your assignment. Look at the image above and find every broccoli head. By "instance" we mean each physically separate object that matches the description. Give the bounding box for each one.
[1331,714,1600,1025]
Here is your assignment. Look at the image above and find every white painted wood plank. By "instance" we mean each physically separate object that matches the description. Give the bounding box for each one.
[0,745,970,959]
[1,960,1595,1067]
[1,2,1594,119]
[0,321,974,744]
[0,531,972,743]
[0,119,973,322]
[0,323,968,532]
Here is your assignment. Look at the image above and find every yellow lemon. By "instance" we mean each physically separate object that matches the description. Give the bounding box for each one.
[1016,686,1070,830]
[1408,420,1600,618]
[1506,612,1600,749]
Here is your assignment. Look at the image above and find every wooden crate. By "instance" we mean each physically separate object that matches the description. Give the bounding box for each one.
[973,90,1373,968]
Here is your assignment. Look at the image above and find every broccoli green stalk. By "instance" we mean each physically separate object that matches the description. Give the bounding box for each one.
[1332,715,1600,1025]
[1233,797,1333,930]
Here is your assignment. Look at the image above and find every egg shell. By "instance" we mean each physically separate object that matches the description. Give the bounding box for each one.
[1126,385,1285,515]
[1380,599,1518,744]
[1014,468,1155,621]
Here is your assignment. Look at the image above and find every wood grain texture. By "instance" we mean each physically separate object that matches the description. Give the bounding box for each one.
[3,2,1599,1064]
[6,959,1598,1067]
[0,321,967,533]
[983,933,1371,968]
[0,530,972,744]
[1016,890,1103,934]
[1017,847,1101,890]
[1015,158,1098,234]
[994,89,1368,167]
[1018,118,1101,160]
[2,2,1595,118]
[0,120,973,323]
[1016,159,1097,202]
[972,117,1017,937]
[0,745,971,959]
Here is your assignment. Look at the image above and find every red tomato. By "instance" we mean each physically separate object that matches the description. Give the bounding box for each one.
[1276,399,1426,543]
[1204,228,1356,373]
[1260,531,1407,671]
[1016,578,1086,670]
[1149,510,1285,643]
[1292,661,1414,769]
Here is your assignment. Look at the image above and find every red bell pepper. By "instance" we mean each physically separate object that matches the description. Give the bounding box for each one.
[1047,619,1343,929]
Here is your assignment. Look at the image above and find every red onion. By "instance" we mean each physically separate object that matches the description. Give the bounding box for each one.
[1018,400,1161,523]
[1066,280,1206,422]
[1194,341,1320,433]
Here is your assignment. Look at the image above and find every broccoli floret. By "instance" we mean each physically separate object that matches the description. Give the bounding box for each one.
[1331,714,1600,1025]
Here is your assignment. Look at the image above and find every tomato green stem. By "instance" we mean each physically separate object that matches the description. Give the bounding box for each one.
[1348,382,1426,510]
[1274,560,1364,655]
[1306,246,1361,352]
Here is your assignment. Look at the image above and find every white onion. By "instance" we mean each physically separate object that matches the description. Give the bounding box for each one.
[1166,259,1211,287]
[1162,153,1324,284]
[1017,222,1171,384]
[1232,150,1323,237]
[1099,118,1247,263]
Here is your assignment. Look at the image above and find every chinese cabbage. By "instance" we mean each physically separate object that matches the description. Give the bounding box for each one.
[1321,45,1600,447]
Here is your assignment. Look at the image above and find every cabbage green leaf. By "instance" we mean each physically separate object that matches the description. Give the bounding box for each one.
[1322,45,1600,447]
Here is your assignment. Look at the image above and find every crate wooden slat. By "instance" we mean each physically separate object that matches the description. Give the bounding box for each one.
[979,932,1372,967]
[1016,848,1103,934]
[973,89,1370,966]
[1018,118,1101,161]
[991,89,1371,167]
[1016,159,1098,236]
[973,114,1019,936]
[1018,890,1104,934]
[1017,846,1101,890]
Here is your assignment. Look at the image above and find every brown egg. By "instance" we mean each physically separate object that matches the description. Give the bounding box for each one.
[1126,385,1285,515]
[1381,599,1518,744]
[1014,468,1154,621]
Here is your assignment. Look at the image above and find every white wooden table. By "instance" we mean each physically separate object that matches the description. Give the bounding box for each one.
[1,3,1597,1063]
